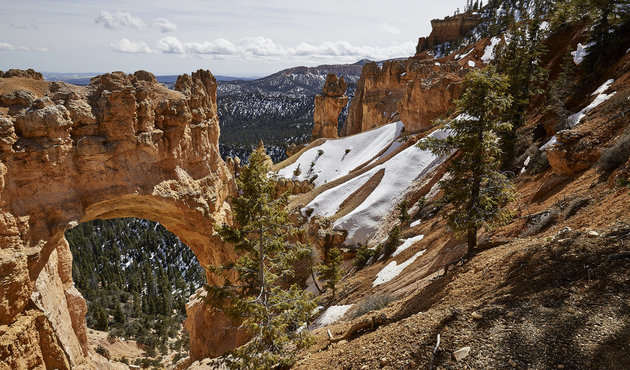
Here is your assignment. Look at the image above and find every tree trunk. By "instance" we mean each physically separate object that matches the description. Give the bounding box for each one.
[467,226,477,256]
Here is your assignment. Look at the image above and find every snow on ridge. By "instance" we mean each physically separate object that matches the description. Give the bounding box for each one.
[481,37,501,63]
[276,121,404,187]
[373,249,426,287]
[592,79,614,96]
[392,235,424,257]
[312,304,353,328]
[568,79,616,128]
[331,129,450,245]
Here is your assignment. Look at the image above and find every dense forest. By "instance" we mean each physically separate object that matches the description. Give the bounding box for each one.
[66,218,206,364]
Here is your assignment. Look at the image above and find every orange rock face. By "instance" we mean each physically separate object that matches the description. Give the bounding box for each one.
[416,12,482,53]
[341,60,466,136]
[0,70,236,366]
[312,74,349,140]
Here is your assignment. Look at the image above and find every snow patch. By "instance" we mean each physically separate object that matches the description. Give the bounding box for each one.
[392,235,424,257]
[373,250,426,286]
[571,42,595,65]
[455,49,473,60]
[568,91,616,127]
[481,37,501,63]
[312,304,353,328]
[277,121,404,187]
[591,79,614,96]
[468,60,476,67]
[410,219,422,228]
[540,135,557,150]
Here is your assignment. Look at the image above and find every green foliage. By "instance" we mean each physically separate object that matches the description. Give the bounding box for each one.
[316,247,344,300]
[417,67,516,254]
[381,225,402,258]
[495,5,549,167]
[95,345,110,360]
[354,244,376,270]
[398,200,410,224]
[551,0,630,73]
[207,149,317,369]
[65,218,203,358]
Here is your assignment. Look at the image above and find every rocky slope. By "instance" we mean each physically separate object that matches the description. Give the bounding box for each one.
[312,74,349,140]
[265,12,630,370]
[0,69,237,368]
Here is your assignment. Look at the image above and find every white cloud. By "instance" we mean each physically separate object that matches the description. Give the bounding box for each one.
[110,38,152,54]
[0,42,47,52]
[95,11,145,31]
[152,18,176,33]
[381,22,401,35]
[153,36,415,61]
[157,36,185,54]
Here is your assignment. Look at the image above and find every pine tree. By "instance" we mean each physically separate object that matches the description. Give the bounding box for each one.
[315,247,343,301]
[417,67,516,256]
[206,149,317,369]
[398,200,410,224]
[495,1,548,167]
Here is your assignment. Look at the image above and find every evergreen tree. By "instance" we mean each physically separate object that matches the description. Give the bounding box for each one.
[495,1,548,167]
[418,67,516,255]
[398,200,410,224]
[315,247,343,301]
[206,149,317,369]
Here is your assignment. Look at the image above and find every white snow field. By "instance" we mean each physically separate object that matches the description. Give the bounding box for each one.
[276,121,404,187]
[312,304,354,328]
[331,129,450,245]
[481,36,501,63]
[302,127,449,245]
[372,249,426,287]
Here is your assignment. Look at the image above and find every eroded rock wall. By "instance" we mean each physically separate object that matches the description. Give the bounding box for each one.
[416,12,482,53]
[341,60,466,136]
[0,70,235,366]
[312,74,349,140]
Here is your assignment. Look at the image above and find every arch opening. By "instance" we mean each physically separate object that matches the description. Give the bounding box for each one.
[65,217,204,365]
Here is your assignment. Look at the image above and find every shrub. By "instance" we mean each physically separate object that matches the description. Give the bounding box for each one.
[398,201,410,223]
[346,295,395,320]
[293,164,301,176]
[95,345,110,360]
[354,244,375,270]
[598,131,630,173]
[381,226,401,258]
[317,149,324,157]
[345,148,351,154]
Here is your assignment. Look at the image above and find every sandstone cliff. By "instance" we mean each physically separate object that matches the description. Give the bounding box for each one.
[312,74,349,140]
[0,69,236,367]
[341,59,467,137]
[416,12,482,53]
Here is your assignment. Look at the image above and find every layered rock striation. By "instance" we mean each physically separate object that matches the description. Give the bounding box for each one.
[0,69,236,367]
[312,74,349,140]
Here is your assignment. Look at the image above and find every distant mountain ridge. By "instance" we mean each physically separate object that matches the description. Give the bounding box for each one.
[217,61,365,162]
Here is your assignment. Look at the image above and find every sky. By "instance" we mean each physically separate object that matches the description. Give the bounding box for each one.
[1,0,467,77]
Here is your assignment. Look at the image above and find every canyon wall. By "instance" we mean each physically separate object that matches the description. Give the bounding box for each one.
[0,70,236,367]
[416,12,482,53]
[341,59,467,137]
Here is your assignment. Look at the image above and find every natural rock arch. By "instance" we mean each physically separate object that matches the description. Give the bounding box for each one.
[0,70,239,368]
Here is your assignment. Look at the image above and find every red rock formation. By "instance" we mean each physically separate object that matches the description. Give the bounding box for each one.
[341,60,466,136]
[0,69,237,366]
[416,12,482,53]
[312,74,349,140]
